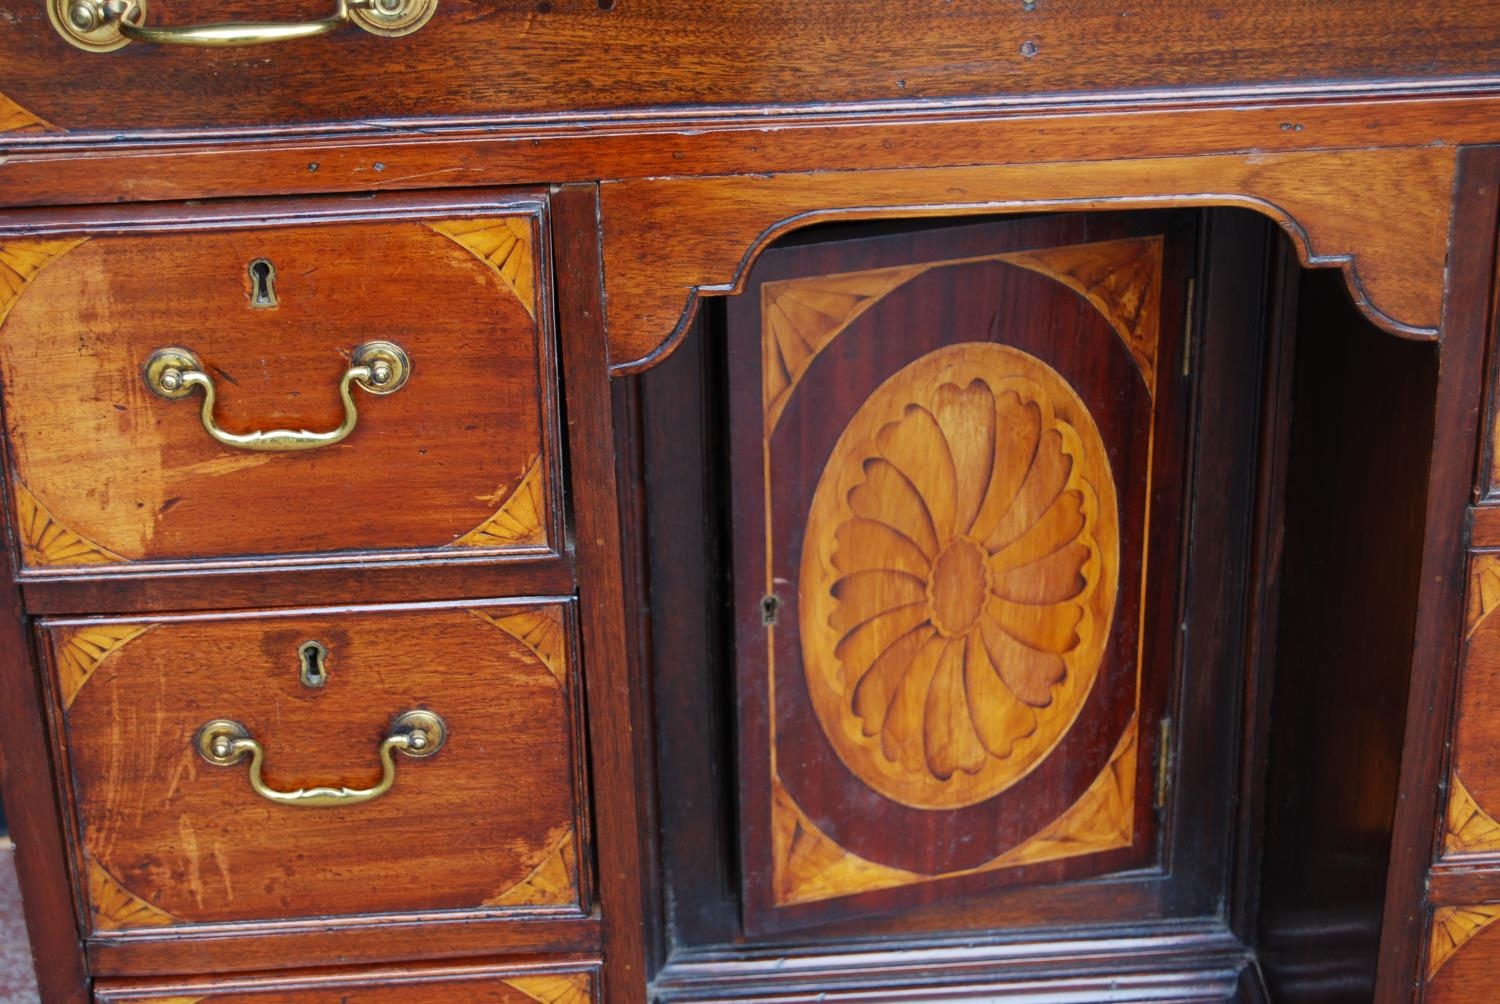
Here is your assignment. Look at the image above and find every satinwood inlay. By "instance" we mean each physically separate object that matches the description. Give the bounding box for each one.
[760,237,1164,436]
[87,857,175,931]
[55,622,150,708]
[1429,904,1500,978]
[1445,774,1500,855]
[1468,553,1500,638]
[469,604,568,686]
[762,265,927,433]
[487,834,578,907]
[505,973,593,1004]
[0,238,86,327]
[771,718,1137,906]
[928,537,989,637]
[452,456,549,550]
[429,219,536,319]
[800,342,1119,810]
[0,91,53,134]
[13,479,123,568]
[1001,237,1164,398]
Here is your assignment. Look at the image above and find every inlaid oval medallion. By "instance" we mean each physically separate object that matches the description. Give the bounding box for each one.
[799,342,1120,810]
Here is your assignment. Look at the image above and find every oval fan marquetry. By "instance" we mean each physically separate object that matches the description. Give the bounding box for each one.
[799,342,1120,810]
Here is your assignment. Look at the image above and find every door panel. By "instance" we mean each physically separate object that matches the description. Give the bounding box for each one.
[725,214,1194,933]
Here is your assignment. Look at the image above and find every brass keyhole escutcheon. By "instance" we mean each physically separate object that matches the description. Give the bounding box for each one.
[299,640,329,688]
[248,258,278,309]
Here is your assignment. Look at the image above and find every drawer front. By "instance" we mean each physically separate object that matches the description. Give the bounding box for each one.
[1,2,1496,135]
[95,964,599,1003]
[42,600,589,937]
[0,203,558,571]
[1430,551,1500,1000]
[1439,551,1500,864]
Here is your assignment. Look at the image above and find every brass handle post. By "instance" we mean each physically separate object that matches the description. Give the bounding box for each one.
[143,342,410,452]
[194,710,446,807]
[50,0,436,51]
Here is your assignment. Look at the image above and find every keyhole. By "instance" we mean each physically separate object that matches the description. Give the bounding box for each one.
[248,258,278,309]
[298,640,328,688]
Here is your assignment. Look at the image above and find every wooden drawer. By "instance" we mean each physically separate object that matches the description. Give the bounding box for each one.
[1438,550,1500,864]
[0,1,1496,136]
[1429,549,1500,1000]
[39,600,590,946]
[94,962,599,1002]
[0,195,560,573]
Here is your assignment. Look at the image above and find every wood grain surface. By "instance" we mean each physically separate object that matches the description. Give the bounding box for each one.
[551,184,650,1004]
[0,5,1490,994]
[7,92,1500,218]
[728,215,1185,931]
[1375,147,1500,1003]
[0,209,559,569]
[1424,904,1500,1000]
[601,146,1456,374]
[0,90,52,134]
[769,719,1138,909]
[93,962,599,1003]
[2,1,1497,136]
[645,213,1291,986]
[1440,552,1500,862]
[0,393,90,1004]
[796,342,1120,813]
[1251,265,1442,1001]
[42,601,590,937]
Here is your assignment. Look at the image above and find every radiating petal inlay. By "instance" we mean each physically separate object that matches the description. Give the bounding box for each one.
[800,343,1120,809]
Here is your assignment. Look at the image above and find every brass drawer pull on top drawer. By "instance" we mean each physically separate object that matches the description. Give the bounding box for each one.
[143,341,410,452]
[50,0,437,51]
[194,710,446,807]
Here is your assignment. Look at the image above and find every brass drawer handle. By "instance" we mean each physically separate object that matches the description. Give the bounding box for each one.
[193,710,446,807]
[49,0,436,52]
[143,341,410,453]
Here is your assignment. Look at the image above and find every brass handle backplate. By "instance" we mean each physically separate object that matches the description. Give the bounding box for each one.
[194,710,446,807]
[143,341,410,452]
[49,0,436,51]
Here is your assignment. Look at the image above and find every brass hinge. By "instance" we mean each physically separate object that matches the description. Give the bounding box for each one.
[1180,277,1197,378]
[1154,716,1174,810]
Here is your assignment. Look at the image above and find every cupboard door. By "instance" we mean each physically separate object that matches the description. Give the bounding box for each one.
[726,214,1195,933]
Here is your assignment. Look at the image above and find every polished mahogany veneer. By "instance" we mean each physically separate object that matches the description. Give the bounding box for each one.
[0,200,561,572]
[42,602,589,946]
[2,3,1500,1003]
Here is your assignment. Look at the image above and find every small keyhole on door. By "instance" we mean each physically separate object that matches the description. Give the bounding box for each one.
[248,258,278,309]
[298,640,329,688]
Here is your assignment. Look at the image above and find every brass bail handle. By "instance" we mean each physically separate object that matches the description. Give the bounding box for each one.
[49,0,437,51]
[142,341,410,452]
[194,710,446,807]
